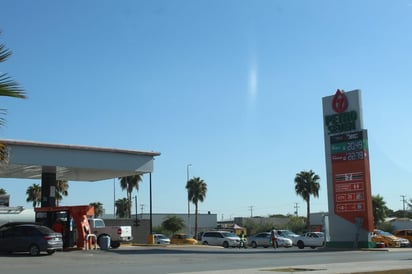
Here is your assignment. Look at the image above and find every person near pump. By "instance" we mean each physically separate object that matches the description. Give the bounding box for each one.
[270,228,278,248]
[81,215,92,249]
[239,231,247,249]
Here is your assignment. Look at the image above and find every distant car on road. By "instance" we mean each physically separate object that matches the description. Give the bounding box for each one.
[170,233,198,245]
[293,232,325,249]
[153,234,170,244]
[248,232,292,248]
[0,223,63,256]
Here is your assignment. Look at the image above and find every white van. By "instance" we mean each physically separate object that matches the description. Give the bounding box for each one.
[201,231,240,248]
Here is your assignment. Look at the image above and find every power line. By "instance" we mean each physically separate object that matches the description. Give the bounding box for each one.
[401,195,407,217]
[294,203,300,216]
[248,205,254,217]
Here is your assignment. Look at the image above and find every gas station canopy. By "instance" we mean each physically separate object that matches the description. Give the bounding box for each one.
[0,139,161,181]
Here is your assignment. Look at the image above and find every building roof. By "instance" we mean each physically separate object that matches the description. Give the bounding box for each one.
[0,139,160,181]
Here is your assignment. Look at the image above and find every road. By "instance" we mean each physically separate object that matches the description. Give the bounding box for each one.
[1,245,412,274]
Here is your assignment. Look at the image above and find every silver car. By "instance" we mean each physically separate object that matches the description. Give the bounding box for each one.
[248,232,292,248]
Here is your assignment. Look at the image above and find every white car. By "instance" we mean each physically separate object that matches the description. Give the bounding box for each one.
[201,231,241,248]
[293,232,325,249]
[153,234,170,244]
[277,229,300,240]
[248,232,292,248]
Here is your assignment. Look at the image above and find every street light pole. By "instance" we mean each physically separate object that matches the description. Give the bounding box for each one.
[187,164,192,236]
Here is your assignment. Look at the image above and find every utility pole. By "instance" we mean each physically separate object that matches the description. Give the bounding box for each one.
[401,195,407,217]
[248,205,254,217]
[294,203,300,216]
[140,204,145,218]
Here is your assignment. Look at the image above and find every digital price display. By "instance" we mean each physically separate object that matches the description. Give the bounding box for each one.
[330,130,373,231]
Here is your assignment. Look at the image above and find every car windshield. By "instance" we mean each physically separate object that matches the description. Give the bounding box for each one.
[222,232,238,238]
[377,230,393,237]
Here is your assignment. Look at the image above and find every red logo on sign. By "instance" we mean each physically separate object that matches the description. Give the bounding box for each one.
[332,89,348,113]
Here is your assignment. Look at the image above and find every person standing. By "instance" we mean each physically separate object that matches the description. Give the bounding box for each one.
[271,228,278,249]
[239,231,247,249]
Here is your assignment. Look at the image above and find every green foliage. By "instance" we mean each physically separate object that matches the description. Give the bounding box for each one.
[26,183,41,207]
[294,170,320,229]
[119,175,143,218]
[90,202,104,217]
[152,225,168,235]
[0,188,6,195]
[162,215,185,234]
[376,222,392,232]
[372,194,388,226]
[115,198,130,218]
[285,216,306,234]
[185,177,208,238]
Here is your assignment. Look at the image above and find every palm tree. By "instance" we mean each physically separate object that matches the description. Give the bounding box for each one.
[0,33,26,161]
[115,198,130,218]
[26,183,42,207]
[186,177,207,238]
[90,202,104,217]
[372,194,387,226]
[294,170,320,230]
[55,180,69,206]
[119,175,142,218]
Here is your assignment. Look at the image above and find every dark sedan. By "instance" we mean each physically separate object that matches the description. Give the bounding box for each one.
[0,223,63,256]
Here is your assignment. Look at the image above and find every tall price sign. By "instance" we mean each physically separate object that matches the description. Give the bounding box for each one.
[330,130,374,232]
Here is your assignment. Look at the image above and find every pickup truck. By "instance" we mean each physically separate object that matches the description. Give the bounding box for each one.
[88,218,133,248]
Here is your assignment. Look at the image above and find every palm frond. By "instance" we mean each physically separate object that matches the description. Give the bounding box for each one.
[0,73,26,98]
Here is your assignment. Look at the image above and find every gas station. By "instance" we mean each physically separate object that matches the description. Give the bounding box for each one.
[0,139,160,248]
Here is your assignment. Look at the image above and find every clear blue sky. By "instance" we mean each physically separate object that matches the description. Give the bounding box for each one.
[0,1,411,221]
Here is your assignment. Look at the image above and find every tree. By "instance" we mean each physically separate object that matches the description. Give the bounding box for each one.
[372,194,388,226]
[186,176,207,238]
[162,215,185,235]
[0,33,26,161]
[115,198,130,218]
[90,202,104,217]
[0,188,6,195]
[119,175,142,218]
[55,180,69,206]
[26,183,42,207]
[294,170,320,230]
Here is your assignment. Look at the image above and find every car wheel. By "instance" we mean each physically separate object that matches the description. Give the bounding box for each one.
[297,241,305,249]
[202,241,208,245]
[47,250,56,255]
[223,241,229,248]
[251,241,257,248]
[29,244,41,256]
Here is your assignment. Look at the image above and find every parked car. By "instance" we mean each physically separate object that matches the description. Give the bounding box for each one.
[371,229,410,247]
[293,232,325,249]
[0,223,63,255]
[153,233,170,244]
[201,231,240,248]
[277,229,300,240]
[170,233,198,245]
[393,229,412,245]
[248,232,292,248]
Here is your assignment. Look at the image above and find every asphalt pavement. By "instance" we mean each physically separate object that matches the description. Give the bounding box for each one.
[175,248,412,274]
